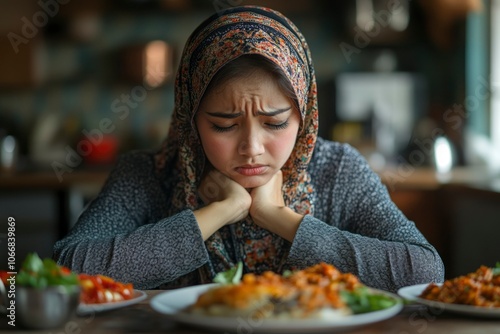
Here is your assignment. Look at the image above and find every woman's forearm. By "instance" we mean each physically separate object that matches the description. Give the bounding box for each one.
[286,215,445,292]
[194,198,249,240]
[54,210,209,289]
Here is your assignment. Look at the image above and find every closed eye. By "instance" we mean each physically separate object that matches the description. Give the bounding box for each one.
[210,124,235,133]
[266,120,289,130]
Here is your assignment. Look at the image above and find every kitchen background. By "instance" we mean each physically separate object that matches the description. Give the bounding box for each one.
[1,0,499,278]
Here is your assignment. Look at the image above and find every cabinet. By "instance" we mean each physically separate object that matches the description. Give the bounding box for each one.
[0,170,109,270]
[381,166,500,278]
[443,185,500,277]
[388,188,451,277]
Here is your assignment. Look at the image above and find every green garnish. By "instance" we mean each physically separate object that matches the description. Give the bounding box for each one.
[213,262,243,284]
[15,253,79,289]
[493,262,500,276]
[340,286,398,314]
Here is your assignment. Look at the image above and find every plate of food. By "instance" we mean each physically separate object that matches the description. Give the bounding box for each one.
[151,263,403,333]
[77,290,146,314]
[398,264,500,318]
[77,273,146,315]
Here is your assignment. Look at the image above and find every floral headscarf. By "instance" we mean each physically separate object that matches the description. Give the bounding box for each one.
[155,6,318,279]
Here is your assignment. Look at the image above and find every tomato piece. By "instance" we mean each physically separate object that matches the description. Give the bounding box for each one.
[0,271,10,285]
[60,266,72,275]
[78,273,134,304]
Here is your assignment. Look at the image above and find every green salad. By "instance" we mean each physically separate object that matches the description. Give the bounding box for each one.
[15,253,79,289]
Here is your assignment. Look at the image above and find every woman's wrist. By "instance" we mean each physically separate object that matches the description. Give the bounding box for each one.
[194,199,249,240]
[252,206,303,242]
[220,197,250,223]
[193,203,223,241]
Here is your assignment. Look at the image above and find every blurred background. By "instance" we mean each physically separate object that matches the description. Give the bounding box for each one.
[0,0,499,278]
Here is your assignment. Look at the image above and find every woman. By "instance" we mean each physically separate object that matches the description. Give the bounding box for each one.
[54,6,444,292]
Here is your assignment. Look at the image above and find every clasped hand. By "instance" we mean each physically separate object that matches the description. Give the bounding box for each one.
[197,170,302,242]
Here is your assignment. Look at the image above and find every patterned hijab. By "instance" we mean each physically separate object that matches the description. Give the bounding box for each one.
[155,6,318,280]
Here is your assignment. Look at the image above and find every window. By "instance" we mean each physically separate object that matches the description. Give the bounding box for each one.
[490,0,500,169]
[465,0,500,171]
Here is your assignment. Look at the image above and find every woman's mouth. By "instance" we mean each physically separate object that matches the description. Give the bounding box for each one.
[235,165,268,176]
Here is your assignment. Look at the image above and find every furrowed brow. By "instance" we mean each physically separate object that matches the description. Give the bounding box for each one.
[257,107,291,116]
[206,107,291,118]
[205,112,243,119]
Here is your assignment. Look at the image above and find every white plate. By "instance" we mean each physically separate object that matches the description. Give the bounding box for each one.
[398,283,500,318]
[77,290,147,315]
[150,284,403,333]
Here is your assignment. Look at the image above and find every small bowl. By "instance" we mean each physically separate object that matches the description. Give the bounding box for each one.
[15,285,81,329]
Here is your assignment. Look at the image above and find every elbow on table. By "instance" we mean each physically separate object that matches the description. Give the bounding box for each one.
[407,248,445,287]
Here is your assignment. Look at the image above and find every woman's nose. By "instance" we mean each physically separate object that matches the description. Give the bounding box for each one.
[238,129,265,157]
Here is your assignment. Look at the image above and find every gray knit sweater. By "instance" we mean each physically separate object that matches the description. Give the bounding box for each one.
[53,137,444,292]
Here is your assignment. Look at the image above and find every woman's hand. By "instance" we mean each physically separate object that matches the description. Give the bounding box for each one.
[194,170,251,240]
[249,171,304,242]
[198,169,251,215]
[249,170,285,217]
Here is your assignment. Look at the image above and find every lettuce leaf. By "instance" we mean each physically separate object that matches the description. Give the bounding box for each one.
[213,262,243,284]
[15,252,79,289]
[340,286,398,314]
[493,262,500,276]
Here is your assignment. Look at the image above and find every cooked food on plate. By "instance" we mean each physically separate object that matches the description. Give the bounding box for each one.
[419,264,500,307]
[188,262,398,319]
[79,274,134,304]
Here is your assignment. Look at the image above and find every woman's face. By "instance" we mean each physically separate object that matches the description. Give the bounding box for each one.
[196,69,301,189]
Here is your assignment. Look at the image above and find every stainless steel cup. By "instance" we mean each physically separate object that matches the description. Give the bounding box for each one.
[15,285,81,329]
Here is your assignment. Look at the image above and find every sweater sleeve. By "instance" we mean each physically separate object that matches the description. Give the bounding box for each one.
[286,143,445,292]
[53,151,209,289]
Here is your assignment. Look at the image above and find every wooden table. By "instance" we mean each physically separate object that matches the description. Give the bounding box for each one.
[3,290,500,333]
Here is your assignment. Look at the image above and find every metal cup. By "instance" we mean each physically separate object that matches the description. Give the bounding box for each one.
[15,285,81,329]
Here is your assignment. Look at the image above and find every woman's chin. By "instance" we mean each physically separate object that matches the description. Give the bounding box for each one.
[234,175,269,189]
